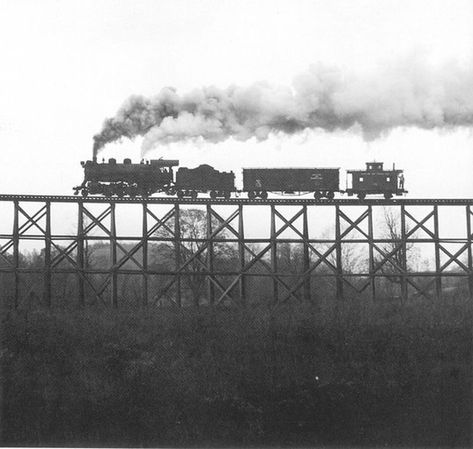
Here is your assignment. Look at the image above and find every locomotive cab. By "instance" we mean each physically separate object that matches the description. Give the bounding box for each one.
[346,162,407,200]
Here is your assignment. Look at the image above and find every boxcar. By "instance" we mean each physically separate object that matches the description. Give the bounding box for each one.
[346,162,406,199]
[242,168,340,199]
[175,164,235,198]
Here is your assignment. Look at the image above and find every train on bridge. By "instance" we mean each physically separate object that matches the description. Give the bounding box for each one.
[73,157,406,200]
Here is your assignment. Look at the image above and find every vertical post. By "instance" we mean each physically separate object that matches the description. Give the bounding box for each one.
[207,204,215,306]
[110,202,118,307]
[43,201,52,306]
[270,205,278,304]
[238,204,246,306]
[466,206,473,300]
[367,205,376,301]
[335,205,344,301]
[142,203,148,307]
[13,200,19,309]
[400,204,408,302]
[174,204,182,307]
[77,202,85,307]
[433,205,442,300]
[302,205,311,302]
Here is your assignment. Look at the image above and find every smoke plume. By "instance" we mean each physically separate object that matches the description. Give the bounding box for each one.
[93,58,473,156]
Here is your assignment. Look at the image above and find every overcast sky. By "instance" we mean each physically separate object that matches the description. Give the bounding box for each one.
[0,0,472,197]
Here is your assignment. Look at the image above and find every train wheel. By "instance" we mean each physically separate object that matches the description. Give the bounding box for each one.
[384,192,393,199]
[248,191,255,200]
[177,190,184,199]
[327,191,335,200]
[81,189,88,197]
[224,191,231,199]
[314,191,322,200]
[210,190,217,199]
[357,192,366,200]
[260,191,268,200]
[191,191,198,199]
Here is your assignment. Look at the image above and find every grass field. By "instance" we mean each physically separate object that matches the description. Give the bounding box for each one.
[1,298,471,447]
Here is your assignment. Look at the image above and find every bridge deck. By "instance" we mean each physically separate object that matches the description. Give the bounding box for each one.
[0,194,472,205]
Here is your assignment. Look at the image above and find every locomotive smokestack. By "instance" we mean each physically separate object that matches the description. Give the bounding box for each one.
[92,137,99,163]
[92,57,473,154]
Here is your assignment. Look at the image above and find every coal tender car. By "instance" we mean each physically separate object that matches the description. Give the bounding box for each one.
[243,167,340,199]
[73,157,179,197]
[346,162,406,199]
[175,164,235,199]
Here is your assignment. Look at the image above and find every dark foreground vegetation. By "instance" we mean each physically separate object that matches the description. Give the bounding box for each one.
[1,298,471,447]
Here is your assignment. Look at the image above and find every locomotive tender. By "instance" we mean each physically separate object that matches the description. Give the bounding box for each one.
[74,157,406,200]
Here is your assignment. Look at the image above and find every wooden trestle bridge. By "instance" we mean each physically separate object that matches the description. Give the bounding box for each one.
[0,194,472,307]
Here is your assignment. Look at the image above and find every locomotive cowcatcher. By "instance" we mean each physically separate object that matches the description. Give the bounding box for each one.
[346,162,406,199]
[73,157,179,197]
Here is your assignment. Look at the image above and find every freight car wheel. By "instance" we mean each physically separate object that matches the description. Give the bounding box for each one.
[260,191,268,200]
[327,191,335,200]
[314,191,322,199]
[224,191,231,199]
[357,193,366,200]
[248,191,255,200]
[191,191,198,199]
[81,190,88,197]
[384,193,393,199]
[210,190,217,199]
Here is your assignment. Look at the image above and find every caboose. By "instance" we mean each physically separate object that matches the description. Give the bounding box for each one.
[346,162,406,199]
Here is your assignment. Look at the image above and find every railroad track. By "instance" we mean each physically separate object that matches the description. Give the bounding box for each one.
[1,194,473,205]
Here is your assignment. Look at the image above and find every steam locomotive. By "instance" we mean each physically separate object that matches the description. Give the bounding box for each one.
[73,157,406,200]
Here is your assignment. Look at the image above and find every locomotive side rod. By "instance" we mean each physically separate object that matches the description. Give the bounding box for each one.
[1,194,473,206]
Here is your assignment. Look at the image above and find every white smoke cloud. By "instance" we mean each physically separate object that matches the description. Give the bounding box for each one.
[93,57,473,155]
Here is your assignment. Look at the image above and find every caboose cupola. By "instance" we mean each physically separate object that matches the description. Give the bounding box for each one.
[366,162,383,171]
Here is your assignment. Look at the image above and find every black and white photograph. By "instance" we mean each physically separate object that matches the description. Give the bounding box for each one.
[0,0,472,447]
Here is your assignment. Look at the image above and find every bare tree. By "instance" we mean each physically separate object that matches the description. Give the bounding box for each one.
[154,208,238,306]
[376,208,419,296]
